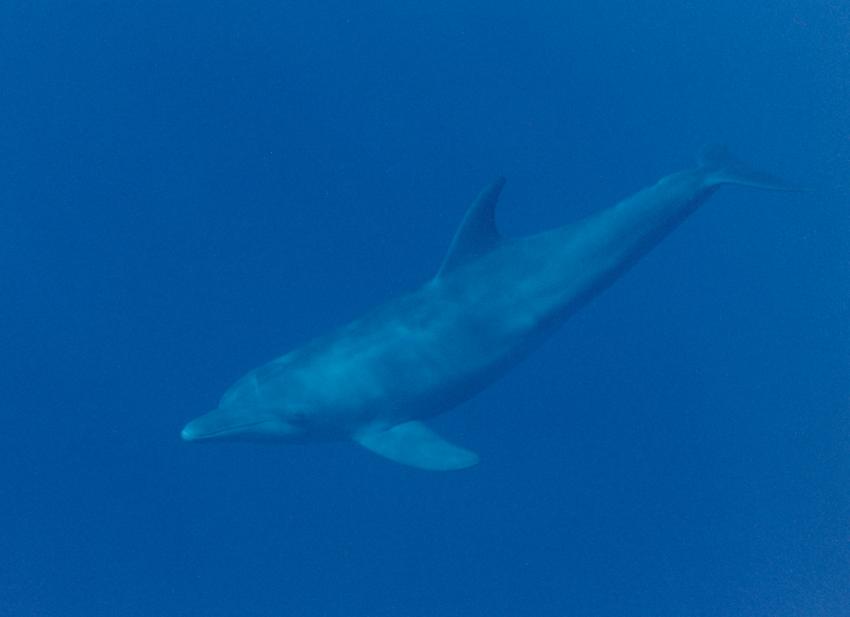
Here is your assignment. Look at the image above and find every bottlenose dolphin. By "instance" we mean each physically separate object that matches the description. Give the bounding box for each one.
[182,146,791,470]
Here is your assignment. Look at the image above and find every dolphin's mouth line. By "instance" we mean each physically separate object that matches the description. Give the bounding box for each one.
[184,419,269,440]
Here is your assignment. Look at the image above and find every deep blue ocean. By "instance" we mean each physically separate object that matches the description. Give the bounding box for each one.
[2,2,849,616]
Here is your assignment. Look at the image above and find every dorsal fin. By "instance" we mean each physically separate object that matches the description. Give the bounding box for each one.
[436,177,506,277]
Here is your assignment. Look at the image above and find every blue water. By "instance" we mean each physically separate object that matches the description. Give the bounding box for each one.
[2,2,849,615]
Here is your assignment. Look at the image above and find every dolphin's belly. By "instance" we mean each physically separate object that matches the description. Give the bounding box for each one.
[242,284,539,435]
[319,282,551,425]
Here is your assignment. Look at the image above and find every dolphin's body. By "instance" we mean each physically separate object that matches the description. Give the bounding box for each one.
[182,147,790,470]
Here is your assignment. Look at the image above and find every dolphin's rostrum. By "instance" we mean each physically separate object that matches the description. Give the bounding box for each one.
[182,146,792,470]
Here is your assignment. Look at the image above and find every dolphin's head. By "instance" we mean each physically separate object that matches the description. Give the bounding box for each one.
[181,367,312,443]
[180,406,304,443]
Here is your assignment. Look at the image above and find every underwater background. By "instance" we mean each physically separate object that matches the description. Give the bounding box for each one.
[2,1,849,615]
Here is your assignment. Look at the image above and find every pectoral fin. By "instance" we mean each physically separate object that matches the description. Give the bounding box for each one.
[354,421,479,471]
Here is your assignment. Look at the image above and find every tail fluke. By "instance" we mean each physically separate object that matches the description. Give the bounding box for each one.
[698,144,798,191]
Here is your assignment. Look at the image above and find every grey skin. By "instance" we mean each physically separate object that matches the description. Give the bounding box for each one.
[181,146,791,470]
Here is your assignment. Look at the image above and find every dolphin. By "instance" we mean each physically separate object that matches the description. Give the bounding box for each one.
[181,146,792,470]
